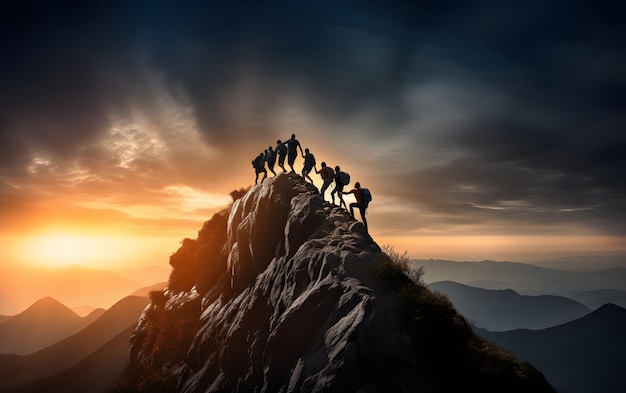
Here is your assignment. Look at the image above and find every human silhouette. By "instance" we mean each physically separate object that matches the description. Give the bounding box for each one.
[275,140,287,172]
[330,165,347,208]
[283,133,303,173]
[252,152,267,184]
[343,181,368,232]
[315,162,334,202]
[302,148,316,184]
[265,146,277,176]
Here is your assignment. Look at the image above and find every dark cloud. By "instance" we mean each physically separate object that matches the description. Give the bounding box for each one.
[0,0,624,237]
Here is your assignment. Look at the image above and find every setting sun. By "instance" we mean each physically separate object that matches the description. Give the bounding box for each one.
[16,233,180,269]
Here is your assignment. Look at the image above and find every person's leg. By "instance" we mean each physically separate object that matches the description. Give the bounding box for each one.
[338,186,346,208]
[320,179,330,200]
[359,206,368,232]
[288,153,296,172]
[349,203,358,218]
[269,161,276,176]
[330,184,338,205]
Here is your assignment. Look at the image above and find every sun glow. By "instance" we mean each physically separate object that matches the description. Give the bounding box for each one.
[16,233,179,269]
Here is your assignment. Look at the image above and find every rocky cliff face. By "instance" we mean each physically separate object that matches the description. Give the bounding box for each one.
[127,173,555,393]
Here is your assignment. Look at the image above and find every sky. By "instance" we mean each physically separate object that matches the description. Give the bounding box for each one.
[1,0,625,271]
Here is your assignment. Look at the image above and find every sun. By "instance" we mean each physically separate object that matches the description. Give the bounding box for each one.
[19,233,108,267]
[16,232,183,270]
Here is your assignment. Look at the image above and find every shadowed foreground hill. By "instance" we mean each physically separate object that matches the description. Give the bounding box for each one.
[3,325,135,393]
[119,173,555,393]
[476,303,626,393]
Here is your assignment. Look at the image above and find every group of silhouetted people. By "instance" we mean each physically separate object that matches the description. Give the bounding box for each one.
[252,133,370,232]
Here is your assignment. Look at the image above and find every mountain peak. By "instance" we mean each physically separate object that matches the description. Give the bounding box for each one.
[125,173,555,393]
[22,296,78,318]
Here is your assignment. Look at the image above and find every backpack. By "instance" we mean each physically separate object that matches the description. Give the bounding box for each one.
[323,166,335,179]
[338,171,350,185]
[253,156,264,168]
[361,188,372,206]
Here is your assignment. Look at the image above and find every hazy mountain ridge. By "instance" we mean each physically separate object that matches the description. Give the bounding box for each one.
[0,265,144,315]
[571,289,626,310]
[124,174,554,393]
[428,281,591,331]
[476,303,626,393]
[413,259,626,294]
[0,295,149,389]
[0,297,93,355]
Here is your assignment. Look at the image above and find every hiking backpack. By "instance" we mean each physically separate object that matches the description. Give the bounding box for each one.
[361,188,372,206]
[338,171,350,185]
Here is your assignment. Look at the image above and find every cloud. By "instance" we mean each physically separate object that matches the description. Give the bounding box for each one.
[0,1,624,239]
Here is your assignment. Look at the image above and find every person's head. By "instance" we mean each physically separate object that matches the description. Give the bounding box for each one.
[321,162,327,167]
[305,148,309,154]
[265,149,268,153]
[259,153,264,157]
[277,139,282,144]
[291,133,296,140]
[355,182,361,188]
[269,146,273,151]
[335,165,340,171]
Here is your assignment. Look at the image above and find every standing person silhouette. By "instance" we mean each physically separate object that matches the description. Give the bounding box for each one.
[252,152,267,184]
[343,181,368,232]
[283,133,303,173]
[302,148,316,184]
[330,165,347,208]
[265,146,277,176]
[275,140,287,172]
[315,162,334,202]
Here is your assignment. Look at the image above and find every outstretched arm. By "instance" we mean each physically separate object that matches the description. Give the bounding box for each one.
[298,143,304,156]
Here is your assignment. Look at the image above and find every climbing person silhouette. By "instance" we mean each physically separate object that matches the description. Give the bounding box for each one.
[252,152,267,184]
[283,133,303,173]
[315,162,334,202]
[265,146,277,176]
[302,148,316,184]
[275,140,287,172]
[343,181,368,232]
[330,165,347,208]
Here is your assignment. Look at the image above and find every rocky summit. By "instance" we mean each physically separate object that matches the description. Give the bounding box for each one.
[125,173,555,393]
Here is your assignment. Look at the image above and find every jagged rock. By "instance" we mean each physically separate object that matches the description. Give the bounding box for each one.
[128,173,555,393]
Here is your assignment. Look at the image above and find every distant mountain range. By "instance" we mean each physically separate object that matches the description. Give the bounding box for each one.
[428,281,591,331]
[0,265,144,315]
[412,259,626,294]
[476,303,626,393]
[0,297,102,355]
[0,295,149,390]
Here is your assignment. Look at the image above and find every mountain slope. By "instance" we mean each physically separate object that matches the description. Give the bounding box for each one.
[0,295,149,389]
[428,281,591,331]
[124,173,555,393]
[0,297,89,355]
[2,324,136,393]
[476,303,626,393]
